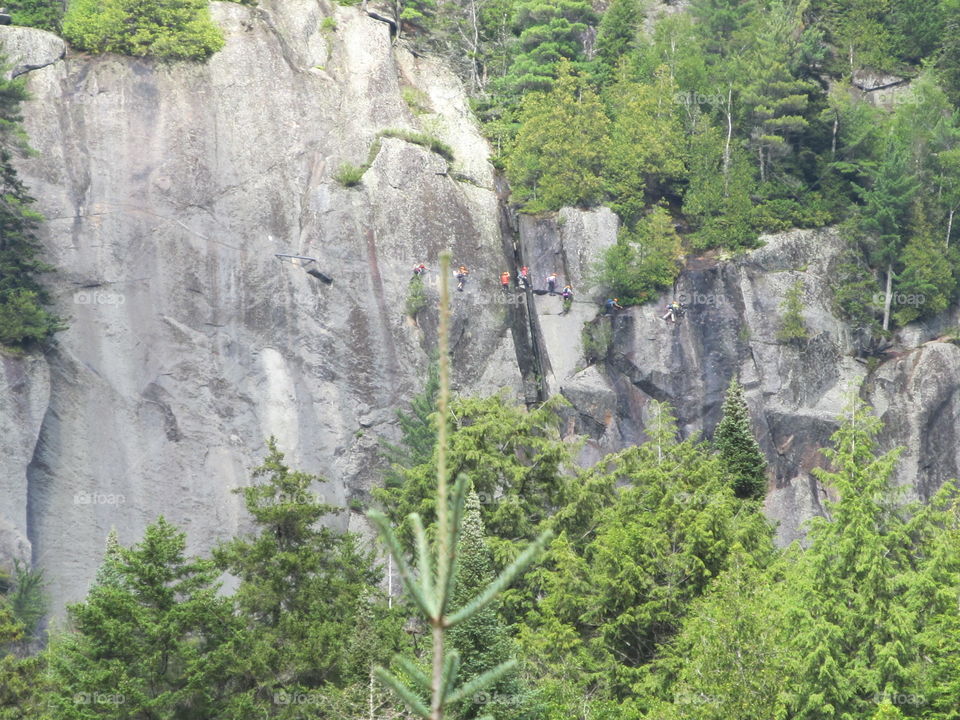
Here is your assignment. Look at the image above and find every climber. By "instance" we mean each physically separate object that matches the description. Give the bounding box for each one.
[662,300,685,323]
[517,266,529,289]
[546,272,558,294]
[413,263,427,276]
[456,265,469,291]
[605,298,623,314]
[561,285,574,314]
[500,271,511,291]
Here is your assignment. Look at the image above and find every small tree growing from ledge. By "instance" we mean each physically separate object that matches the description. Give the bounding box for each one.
[62,0,225,61]
[777,278,809,345]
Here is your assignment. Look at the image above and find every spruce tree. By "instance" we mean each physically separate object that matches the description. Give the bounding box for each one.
[448,490,527,719]
[213,440,398,716]
[0,58,62,350]
[504,61,609,211]
[784,398,918,720]
[43,517,238,719]
[713,378,767,500]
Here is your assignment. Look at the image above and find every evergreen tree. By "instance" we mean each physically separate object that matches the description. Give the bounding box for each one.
[855,133,919,331]
[0,58,62,350]
[594,204,682,305]
[603,67,687,222]
[382,361,440,492]
[783,398,919,720]
[6,0,64,32]
[448,490,527,719]
[940,0,960,104]
[43,517,238,719]
[647,557,788,720]
[593,0,643,79]
[61,0,224,60]
[213,440,400,716]
[368,252,552,720]
[713,378,767,500]
[777,278,810,344]
[499,0,597,95]
[377,391,570,592]
[504,62,609,211]
[520,404,775,705]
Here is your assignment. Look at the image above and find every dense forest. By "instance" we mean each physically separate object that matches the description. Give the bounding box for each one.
[1,0,960,718]
[3,375,959,719]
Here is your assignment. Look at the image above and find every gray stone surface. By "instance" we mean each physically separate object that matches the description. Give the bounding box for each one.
[1,1,517,615]
[0,25,64,79]
[519,220,960,546]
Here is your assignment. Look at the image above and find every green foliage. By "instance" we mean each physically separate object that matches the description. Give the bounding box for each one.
[582,318,613,364]
[368,252,552,720]
[713,378,767,500]
[777,278,809,344]
[381,360,440,492]
[213,440,399,716]
[594,204,682,305]
[61,0,225,60]
[406,272,429,317]
[320,15,337,32]
[402,86,431,114]
[603,67,687,224]
[376,392,571,578]
[499,0,597,96]
[448,490,530,719]
[380,128,455,162]
[334,162,366,187]
[43,517,238,719]
[519,402,775,704]
[0,65,62,350]
[7,0,64,32]
[504,63,608,212]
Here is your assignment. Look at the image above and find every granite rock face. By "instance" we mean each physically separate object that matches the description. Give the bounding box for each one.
[520,222,960,545]
[1,1,518,615]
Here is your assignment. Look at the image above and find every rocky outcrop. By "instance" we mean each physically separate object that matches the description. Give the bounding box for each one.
[1,0,517,615]
[521,221,960,545]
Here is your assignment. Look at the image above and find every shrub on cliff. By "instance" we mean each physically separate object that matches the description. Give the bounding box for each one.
[61,0,225,61]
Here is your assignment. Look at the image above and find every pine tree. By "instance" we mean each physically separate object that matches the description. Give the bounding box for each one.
[713,378,767,500]
[448,490,527,719]
[213,440,397,716]
[0,56,62,350]
[43,517,238,719]
[784,397,919,720]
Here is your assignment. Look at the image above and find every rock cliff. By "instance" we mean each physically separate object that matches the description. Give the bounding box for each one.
[0,1,957,615]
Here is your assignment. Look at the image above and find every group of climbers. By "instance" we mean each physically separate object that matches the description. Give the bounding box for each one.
[411,262,685,323]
